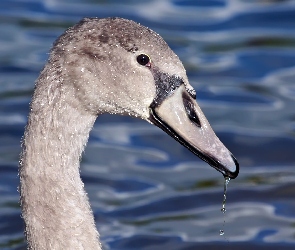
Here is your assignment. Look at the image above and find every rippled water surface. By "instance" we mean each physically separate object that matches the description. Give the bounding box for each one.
[1,0,295,249]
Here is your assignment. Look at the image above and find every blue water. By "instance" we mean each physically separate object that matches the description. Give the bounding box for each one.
[1,0,295,249]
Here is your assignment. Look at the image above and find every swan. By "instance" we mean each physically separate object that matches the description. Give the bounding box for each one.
[20,17,239,249]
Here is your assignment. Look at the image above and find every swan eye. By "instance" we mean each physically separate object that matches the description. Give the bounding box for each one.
[137,54,150,66]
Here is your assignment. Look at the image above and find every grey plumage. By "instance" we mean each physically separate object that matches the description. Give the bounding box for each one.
[20,17,238,250]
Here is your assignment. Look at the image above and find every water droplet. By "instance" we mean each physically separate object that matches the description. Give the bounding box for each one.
[219,176,230,237]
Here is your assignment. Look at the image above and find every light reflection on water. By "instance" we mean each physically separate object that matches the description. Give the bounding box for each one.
[0,0,295,249]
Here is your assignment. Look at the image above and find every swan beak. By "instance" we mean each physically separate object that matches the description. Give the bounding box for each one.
[149,85,239,179]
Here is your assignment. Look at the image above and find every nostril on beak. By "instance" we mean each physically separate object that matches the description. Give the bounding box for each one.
[182,92,201,127]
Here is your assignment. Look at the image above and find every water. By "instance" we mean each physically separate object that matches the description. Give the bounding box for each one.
[221,177,230,214]
[220,176,230,237]
[1,0,295,249]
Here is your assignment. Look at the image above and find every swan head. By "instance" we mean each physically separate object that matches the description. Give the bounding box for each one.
[50,17,239,178]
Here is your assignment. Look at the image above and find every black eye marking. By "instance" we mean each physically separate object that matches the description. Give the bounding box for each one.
[137,54,151,66]
[182,92,201,127]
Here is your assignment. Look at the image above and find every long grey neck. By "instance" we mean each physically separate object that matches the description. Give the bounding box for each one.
[20,68,101,249]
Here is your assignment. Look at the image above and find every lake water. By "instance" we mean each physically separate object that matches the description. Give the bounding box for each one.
[1,0,295,249]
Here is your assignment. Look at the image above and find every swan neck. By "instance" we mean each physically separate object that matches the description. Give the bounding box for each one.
[20,74,101,249]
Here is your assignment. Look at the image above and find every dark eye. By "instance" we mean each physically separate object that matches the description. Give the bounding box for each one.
[137,54,150,66]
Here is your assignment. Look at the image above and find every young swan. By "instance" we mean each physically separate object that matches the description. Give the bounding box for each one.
[20,17,239,249]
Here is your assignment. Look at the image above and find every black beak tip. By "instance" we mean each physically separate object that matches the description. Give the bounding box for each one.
[223,154,239,179]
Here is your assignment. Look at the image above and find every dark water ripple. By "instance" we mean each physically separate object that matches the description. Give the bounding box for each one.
[1,0,295,249]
